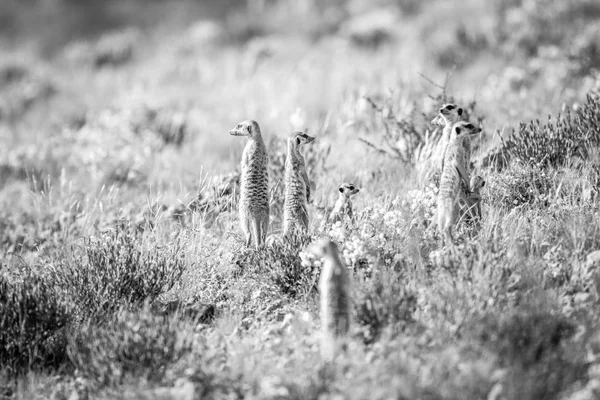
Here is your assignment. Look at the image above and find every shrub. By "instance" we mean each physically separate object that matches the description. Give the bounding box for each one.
[235,232,317,299]
[63,28,140,68]
[471,308,586,400]
[0,265,71,376]
[493,0,600,58]
[55,221,186,320]
[357,90,483,165]
[68,308,192,387]
[354,266,417,344]
[500,94,600,168]
[485,162,554,208]
[130,105,188,147]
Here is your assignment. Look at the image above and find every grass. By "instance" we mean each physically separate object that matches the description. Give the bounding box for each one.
[2,0,600,399]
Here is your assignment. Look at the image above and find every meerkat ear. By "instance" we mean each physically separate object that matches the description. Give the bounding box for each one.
[246,124,252,135]
[455,126,462,135]
[481,180,486,187]
[458,108,463,116]
[338,187,344,193]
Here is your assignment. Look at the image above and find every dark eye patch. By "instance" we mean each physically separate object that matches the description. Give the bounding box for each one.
[348,185,355,190]
[465,124,474,129]
[446,105,455,110]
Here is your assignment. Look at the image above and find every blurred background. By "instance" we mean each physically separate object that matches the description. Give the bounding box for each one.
[0,0,599,195]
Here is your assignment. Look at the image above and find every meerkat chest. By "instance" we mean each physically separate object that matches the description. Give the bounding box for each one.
[333,198,351,214]
[241,143,267,179]
[285,158,307,193]
[439,142,464,196]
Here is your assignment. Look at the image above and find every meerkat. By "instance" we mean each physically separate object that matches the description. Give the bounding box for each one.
[460,175,485,224]
[309,238,351,361]
[230,120,269,249]
[283,131,315,237]
[329,182,360,224]
[432,103,464,170]
[437,121,482,245]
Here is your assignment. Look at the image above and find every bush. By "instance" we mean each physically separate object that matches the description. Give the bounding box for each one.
[0,266,71,376]
[501,94,600,168]
[63,28,140,68]
[55,221,186,320]
[493,0,600,58]
[235,232,317,299]
[357,90,483,166]
[485,163,554,208]
[68,308,192,387]
[471,308,586,400]
[354,266,417,344]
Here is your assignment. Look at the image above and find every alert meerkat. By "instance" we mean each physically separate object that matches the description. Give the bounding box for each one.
[460,175,485,225]
[438,121,482,245]
[230,120,269,249]
[309,238,351,361]
[283,131,315,237]
[431,103,465,170]
[329,182,360,224]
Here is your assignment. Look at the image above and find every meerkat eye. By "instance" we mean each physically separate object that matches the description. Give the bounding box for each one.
[458,108,463,116]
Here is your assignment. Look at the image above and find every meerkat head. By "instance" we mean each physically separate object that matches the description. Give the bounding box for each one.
[450,121,481,141]
[307,238,339,258]
[229,120,261,139]
[470,175,486,192]
[431,103,464,126]
[338,182,360,198]
[288,131,315,151]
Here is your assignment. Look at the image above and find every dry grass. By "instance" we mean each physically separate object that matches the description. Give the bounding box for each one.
[2,0,600,399]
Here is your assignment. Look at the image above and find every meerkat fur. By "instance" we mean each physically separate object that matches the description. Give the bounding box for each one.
[309,239,351,361]
[437,121,482,245]
[329,182,360,224]
[283,131,315,237]
[230,120,269,249]
[432,103,465,171]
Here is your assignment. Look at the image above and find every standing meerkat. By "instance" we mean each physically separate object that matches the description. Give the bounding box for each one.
[460,175,485,224]
[329,182,360,224]
[230,120,269,249]
[438,121,482,245]
[283,131,315,237]
[432,103,465,171]
[309,238,351,361]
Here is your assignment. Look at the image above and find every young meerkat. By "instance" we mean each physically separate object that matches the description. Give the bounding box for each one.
[230,120,269,249]
[329,182,360,224]
[438,121,482,245]
[283,131,315,237]
[309,238,351,361]
[460,175,485,224]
